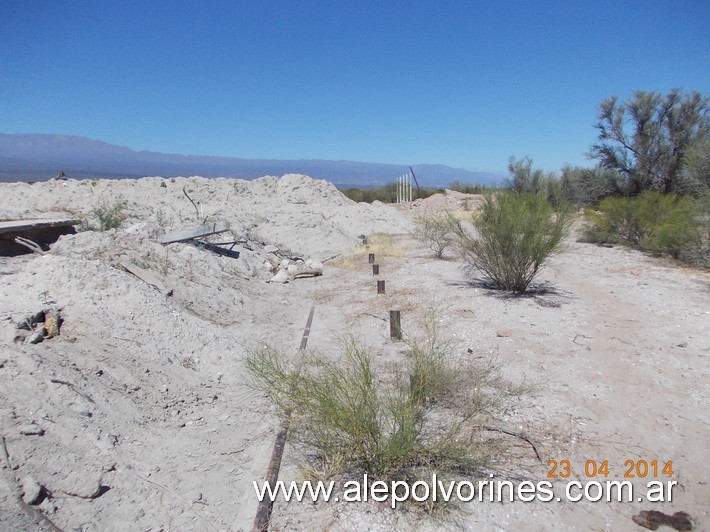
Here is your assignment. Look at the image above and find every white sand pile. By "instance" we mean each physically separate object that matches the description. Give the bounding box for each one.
[0,173,412,259]
[411,188,484,212]
[0,173,412,529]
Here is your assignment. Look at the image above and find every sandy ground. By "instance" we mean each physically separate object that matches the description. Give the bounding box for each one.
[0,179,708,531]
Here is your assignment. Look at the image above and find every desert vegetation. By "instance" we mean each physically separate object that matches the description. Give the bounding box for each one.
[583,191,708,267]
[81,200,128,231]
[500,90,709,268]
[449,191,572,292]
[411,212,456,258]
[340,181,489,204]
[245,310,525,512]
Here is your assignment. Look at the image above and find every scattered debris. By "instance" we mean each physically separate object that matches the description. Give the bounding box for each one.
[0,218,79,256]
[13,309,62,344]
[632,510,693,531]
[21,475,44,505]
[49,378,95,404]
[266,258,323,283]
[44,309,61,338]
[120,261,171,295]
[14,236,45,255]
[158,221,230,244]
[27,331,44,344]
[18,424,45,436]
[190,240,241,259]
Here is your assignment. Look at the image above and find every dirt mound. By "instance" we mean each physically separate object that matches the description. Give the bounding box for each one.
[411,189,484,212]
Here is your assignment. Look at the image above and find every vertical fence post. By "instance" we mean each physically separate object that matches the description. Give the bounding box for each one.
[368,253,375,264]
[377,280,385,294]
[372,264,379,276]
[389,310,402,340]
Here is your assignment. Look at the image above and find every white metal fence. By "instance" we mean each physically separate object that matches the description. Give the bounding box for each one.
[397,171,413,205]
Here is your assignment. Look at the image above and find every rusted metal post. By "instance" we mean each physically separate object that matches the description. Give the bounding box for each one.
[253,306,315,532]
[372,264,379,276]
[390,310,402,340]
[377,280,385,294]
[368,253,375,264]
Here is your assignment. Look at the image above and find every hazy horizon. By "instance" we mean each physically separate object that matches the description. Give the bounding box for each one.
[2,2,709,174]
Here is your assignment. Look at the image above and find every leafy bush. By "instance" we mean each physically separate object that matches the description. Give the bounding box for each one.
[412,212,456,258]
[244,313,523,494]
[82,201,127,231]
[584,191,706,262]
[451,191,572,292]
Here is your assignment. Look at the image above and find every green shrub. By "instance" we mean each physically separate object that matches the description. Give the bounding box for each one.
[83,200,127,231]
[244,315,523,496]
[412,212,456,258]
[450,191,572,292]
[584,191,704,261]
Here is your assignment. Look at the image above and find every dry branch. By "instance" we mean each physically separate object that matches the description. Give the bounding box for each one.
[14,237,45,255]
[49,378,95,404]
[482,425,542,461]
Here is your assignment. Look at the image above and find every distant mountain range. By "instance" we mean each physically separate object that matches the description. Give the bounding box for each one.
[0,133,504,188]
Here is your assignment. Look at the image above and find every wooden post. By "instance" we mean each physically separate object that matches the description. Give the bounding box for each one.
[377,280,385,294]
[372,264,379,276]
[368,253,375,264]
[390,310,402,340]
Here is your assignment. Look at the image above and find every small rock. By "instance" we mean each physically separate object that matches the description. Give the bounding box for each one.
[59,472,103,499]
[305,259,323,271]
[268,270,289,284]
[263,244,279,254]
[21,476,43,505]
[677,341,688,348]
[80,409,93,417]
[496,330,513,338]
[19,423,45,436]
[27,332,44,344]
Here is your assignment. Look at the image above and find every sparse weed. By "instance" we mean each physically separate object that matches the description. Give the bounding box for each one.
[244,311,525,512]
[83,200,127,231]
[411,212,456,259]
[155,208,166,227]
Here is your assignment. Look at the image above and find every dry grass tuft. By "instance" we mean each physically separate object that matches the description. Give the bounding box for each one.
[331,233,407,269]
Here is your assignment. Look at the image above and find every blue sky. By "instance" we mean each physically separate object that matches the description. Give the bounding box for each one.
[2,1,709,174]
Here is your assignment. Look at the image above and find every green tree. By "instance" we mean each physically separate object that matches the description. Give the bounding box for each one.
[589,89,709,195]
[682,138,710,196]
[559,165,623,206]
[506,156,565,206]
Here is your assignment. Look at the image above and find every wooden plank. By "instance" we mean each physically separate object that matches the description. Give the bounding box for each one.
[120,261,170,294]
[190,240,241,259]
[0,218,80,235]
[159,221,230,244]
